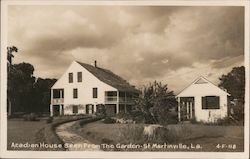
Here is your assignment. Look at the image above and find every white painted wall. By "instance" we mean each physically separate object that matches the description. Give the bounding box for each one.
[52,61,117,115]
[178,78,229,123]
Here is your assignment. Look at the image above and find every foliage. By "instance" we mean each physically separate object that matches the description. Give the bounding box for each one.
[46,117,54,123]
[102,117,116,124]
[134,81,177,124]
[116,112,133,120]
[8,63,56,114]
[23,113,39,121]
[216,116,242,126]
[219,66,245,121]
[7,46,57,115]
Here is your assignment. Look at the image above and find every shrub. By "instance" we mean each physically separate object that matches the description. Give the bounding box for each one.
[116,112,133,120]
[216,117,239,126]
[101,138,113,144]
[117,124,145,144]
[23,113,39,121]
[103,117,116,124]
[46,117,53,123]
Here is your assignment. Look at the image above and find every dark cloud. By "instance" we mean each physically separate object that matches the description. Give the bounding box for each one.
[8,5,244,91]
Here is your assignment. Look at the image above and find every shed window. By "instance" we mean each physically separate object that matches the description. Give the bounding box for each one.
[69,73,73,83]
[77,72,82,82]
[72,105,78,114]
[202,96,220,109]
[73,88,78,98]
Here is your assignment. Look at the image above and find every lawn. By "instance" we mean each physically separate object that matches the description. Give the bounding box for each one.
[72,121,244,152]
[7,118,47,150]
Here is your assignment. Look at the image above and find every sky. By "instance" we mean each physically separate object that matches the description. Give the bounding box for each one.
[8,5,244,93]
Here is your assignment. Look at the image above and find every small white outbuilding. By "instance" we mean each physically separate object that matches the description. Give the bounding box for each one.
[177,76,230,123]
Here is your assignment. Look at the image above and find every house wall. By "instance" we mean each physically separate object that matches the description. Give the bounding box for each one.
[52,61,117,115]
[178,80,228,123]
[194,95,227,122]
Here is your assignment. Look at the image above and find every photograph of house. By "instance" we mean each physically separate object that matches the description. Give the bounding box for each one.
[177,76,230,123]
[3,1,248,157]
[50,61,139,116]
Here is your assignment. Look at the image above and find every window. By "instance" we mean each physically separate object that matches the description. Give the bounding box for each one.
[202,96,220,109]
[73,88,78,98]
[72,105,78,114]
[93,88,98,98]
[69,73,73,83]
[77,72,82,82]
[53,89,64,98]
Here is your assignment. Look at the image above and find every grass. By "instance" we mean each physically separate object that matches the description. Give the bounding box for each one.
[73,121,244,152]
[7,115,94,151]
[7,119,47,150]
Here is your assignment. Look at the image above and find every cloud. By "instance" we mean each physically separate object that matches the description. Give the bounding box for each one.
[8,5,244,91]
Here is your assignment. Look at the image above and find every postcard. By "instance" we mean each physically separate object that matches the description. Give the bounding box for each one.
[1,0,249,158]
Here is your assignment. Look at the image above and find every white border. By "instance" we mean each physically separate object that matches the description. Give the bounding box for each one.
[1,0,249,158]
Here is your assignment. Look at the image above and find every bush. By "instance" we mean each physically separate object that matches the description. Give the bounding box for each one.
[102,117,116,124]
[116,112,133,120]
[23,113,39,121]
[216,117,240,126]
[101,138,113,144]
[46,117,53,123]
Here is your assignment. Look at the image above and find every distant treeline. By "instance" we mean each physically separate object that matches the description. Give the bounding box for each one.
[8,62,57,113]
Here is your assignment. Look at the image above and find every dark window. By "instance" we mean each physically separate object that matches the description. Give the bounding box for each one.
[72,105,78,114]
[73,88,78,98]
[105,91,117,96]
[69,73,73,83]
[202,96,220,109]
[93,88,98,98]
[53,89,64,98]
[77,72,82,82]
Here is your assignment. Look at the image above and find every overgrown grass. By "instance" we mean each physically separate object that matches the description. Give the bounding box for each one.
[73,121,243,151]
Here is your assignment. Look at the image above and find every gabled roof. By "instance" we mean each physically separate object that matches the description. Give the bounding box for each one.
[177,76,230,96]
[76,61,139,93]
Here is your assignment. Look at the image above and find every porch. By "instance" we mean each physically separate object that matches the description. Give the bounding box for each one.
[50,89,64,116]
[177,97,195,122]
[104,91,138,116]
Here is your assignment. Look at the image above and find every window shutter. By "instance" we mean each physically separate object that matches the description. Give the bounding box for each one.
[215,96,220,108]
[202,96,206,109]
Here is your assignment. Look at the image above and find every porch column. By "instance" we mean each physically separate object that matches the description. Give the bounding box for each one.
[186,102,189,119]
[50,104,53,116]
[94,104,97,113]
[190,102,193,119]
[59,90,62,99]
[50,89,53,116]
[178,97,181,122]
[59,105,62,116]
[116,91,119,114]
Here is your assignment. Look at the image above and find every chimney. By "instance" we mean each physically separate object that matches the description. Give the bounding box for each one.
[94,60,97,67]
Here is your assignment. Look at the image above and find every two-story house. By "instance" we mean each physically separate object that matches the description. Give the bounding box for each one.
[50,61,139,116]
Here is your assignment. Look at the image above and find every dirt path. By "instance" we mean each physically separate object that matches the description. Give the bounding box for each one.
[56,121,101,151]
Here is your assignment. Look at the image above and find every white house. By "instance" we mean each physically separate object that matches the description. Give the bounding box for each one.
[177,76,230,123]
[50,61,139,116]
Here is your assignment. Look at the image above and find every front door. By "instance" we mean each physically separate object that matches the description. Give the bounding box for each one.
[53,105,60,116]
[86,104,94,114]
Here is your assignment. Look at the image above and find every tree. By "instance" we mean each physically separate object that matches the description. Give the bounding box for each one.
[135,81,177,124]
[7,46,18,116]
[219,66,245,121]
[33,78,57,112]
[8,63,35,113]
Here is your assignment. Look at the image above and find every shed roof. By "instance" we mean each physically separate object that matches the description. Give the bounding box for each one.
[76,61,139,93]
[177,76,230,97]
